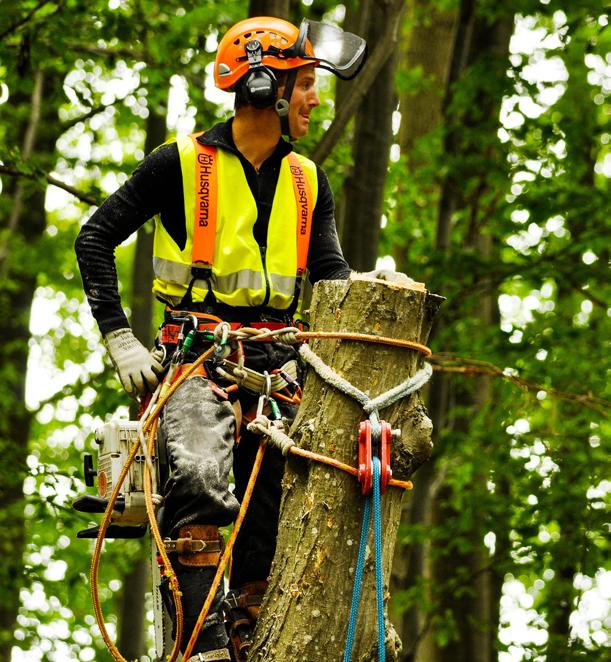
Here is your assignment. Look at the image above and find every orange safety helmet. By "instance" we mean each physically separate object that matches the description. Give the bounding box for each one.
[214,16,316,91]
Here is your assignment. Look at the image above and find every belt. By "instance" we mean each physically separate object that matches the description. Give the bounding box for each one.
[160,319,287,345]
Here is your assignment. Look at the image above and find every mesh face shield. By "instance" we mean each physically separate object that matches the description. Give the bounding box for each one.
[288,19,367,80]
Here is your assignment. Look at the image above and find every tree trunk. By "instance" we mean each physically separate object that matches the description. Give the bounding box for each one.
[250,277,441,661]
[117,87,168,660]
[389,2,461,655]
[419,14,512,661]
[0,69,59,660]
[337,0,402,270]
[391,0,458,273]
[398,1,458,164]
[249,0,289,18]
[390,2,513,659]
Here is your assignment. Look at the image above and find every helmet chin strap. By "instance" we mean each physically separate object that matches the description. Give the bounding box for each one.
[274,69,298,141]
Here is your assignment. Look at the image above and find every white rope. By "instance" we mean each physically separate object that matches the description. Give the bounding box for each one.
[247,416,296,455]
[364,362,433,414]
[299,344,432,415]
[299,344,370,407]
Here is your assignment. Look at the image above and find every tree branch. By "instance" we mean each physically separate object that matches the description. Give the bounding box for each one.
[72,43,146,61]
[429,353,609,415]
[310,0,406,165]
[0,0,53,41]
[0,164,100,206]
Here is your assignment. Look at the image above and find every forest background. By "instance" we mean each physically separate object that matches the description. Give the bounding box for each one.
[0,0,608,660]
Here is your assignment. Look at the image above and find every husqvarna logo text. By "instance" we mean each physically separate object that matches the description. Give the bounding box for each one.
[290,164,308,235]
[197,153,213,227]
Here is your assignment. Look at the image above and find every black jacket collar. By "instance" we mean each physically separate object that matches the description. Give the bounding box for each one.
[197,118,293,163]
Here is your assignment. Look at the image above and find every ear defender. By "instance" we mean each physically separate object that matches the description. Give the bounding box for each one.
[241,39,278,109]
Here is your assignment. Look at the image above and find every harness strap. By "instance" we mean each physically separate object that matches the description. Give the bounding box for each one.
[189,138,313,278]
[286,152,314,276]
[190,133,217,268]
[160,320,287,345]
[171,525,224,568]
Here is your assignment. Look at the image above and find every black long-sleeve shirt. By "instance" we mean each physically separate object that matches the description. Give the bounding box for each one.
[75,119,351,335]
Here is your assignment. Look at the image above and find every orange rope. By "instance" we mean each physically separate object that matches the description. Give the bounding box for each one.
[144,416,183,662]
[295,331,432,357]
[90,347,214,662]
[182,441,267,661]
[91,325,424,658]
[289,446,413,490]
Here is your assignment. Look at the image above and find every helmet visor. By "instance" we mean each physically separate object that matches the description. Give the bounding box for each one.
[295,19,367,80]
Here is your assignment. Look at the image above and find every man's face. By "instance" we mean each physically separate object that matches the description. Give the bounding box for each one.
[286,65,320,138]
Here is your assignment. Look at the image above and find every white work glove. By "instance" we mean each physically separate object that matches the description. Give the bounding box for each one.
[103,328,164,398]
[363,268,415,285]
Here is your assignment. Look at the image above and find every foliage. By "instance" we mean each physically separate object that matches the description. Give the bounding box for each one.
[385,0,609,659]
[0,0,608,660]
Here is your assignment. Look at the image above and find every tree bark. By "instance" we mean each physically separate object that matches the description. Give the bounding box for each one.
[416,10,513,661]
[390,2,513,659]
[389,3,460,654]
[250,277,441,661]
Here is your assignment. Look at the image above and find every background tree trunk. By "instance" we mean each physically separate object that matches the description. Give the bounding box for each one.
[249,0,289,18]
[390,2,513,659]
[337,0,402,269]
[0,68,60,660]
[116,106,168,659]
[250,278,441,660]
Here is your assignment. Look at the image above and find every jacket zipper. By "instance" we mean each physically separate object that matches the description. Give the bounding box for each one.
[260,245,271,307]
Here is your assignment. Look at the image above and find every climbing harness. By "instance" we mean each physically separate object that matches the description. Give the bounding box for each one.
[76,317,432,661]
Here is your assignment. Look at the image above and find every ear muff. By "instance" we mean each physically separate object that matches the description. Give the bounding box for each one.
[241,67,278,109]
[240,39,279,109]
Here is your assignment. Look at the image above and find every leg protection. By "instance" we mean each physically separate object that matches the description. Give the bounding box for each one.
[223,581,268,662]
[164,525,231,658]
[173,524,224,567]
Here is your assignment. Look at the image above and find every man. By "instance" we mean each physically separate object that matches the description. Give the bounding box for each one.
[76,16,378,661]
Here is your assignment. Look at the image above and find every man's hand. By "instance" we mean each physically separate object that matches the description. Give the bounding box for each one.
[103,328,163,398]
[363,268,415,285]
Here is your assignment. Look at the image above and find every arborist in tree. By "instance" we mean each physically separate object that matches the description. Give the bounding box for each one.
[75,15,408,662]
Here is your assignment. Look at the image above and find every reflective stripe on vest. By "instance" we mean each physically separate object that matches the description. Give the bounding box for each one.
[152,134,318,309]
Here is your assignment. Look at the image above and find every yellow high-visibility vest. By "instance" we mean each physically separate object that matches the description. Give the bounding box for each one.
[152,133,318,310]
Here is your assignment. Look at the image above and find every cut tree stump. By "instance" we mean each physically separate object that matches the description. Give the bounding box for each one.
[249,276,442,661]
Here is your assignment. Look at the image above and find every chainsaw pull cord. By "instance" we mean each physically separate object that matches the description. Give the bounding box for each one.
[343,455,385,662]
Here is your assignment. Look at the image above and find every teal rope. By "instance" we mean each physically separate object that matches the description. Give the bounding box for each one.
[343,458,386,661]
[372,456,385,661]
[343,490,371,662]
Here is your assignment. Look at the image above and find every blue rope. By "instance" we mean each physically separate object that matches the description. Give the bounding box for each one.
[343,458,386,661]
[343,489,371,662]
[372,456,385,662]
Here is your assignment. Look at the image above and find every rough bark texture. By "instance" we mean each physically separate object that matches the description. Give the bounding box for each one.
[250,278,441,661]
[397,1,457,164]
